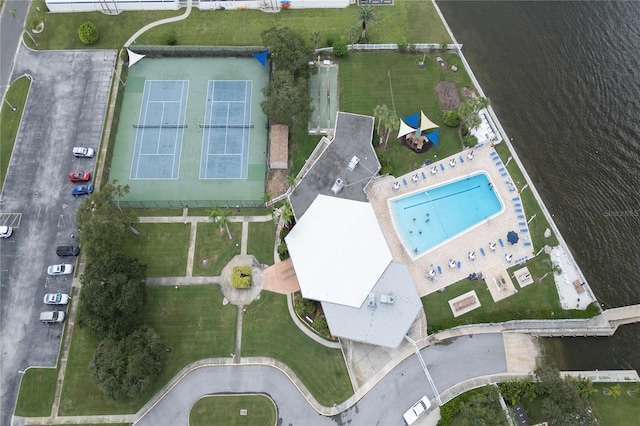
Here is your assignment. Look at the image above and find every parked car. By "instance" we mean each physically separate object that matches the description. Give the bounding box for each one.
[403,396,431,425]
[71,184,94,197]
[68,170,91,182]
[72,147,94,158]
[0,226,12,238]
[43,293,70,305]
[47,264,73,276]
[40,311,65,323]
[56,245,80,257]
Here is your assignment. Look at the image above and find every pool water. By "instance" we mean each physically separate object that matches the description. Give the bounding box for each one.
[389,172,503,257]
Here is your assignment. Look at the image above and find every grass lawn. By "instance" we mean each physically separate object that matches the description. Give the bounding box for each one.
[29,0,450,50]
[14,368,57,417]
[590,383,640,425]
[192,222,242,276]
[494,143,559,251]
[338,51,473,176]
[127,208,183,217]
[423,254,600,334]
[242,291,353,406]
[190,395,276,426]
[0,75,31,189]
[247,221,277,266]
[120,223,190,277]
[60,285,236,415]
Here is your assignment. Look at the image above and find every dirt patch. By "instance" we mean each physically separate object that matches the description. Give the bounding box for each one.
[463,86,478,101]
[435,80,461,111]
[266,169,289,200]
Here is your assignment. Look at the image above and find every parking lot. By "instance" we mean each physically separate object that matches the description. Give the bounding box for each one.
[0,47,115,425]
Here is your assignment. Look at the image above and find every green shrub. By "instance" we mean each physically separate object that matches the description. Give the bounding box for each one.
[463,133,478,147]
[311,314,330,336]
[409,43,417,54]
[437,387,484,426]
[77,22,99,45]
[443,109,460,127]
[325,33,338,47]
[397,41,408,53]
[277,241,289,261]
[164,29,177,46]
[332,42,348,57]
[231,266,251,289]
[293,295,316,316]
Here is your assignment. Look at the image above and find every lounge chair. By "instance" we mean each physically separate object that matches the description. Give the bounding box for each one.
[440,164,445,171]
[512,197,520,202]
[480,248,486,256]
[517,215,525,219]
[498,238,505,247]
[515,208,523,213]
[437,266,443,275]
[518,222,527,226]
[523,242,532,247]
[520,228,529,233]
[421,172,427,180]
[403,178,408,186]
[498,167,505,173]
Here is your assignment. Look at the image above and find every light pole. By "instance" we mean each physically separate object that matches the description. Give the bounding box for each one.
[104,59,125,87]
[9,9,38,47]
[0,86,17,111]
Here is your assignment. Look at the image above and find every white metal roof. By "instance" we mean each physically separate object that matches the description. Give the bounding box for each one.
[285,195,392,308]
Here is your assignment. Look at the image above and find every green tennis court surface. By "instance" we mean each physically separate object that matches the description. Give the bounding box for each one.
[109,57,269,208]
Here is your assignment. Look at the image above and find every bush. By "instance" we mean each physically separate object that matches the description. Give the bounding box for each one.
[231,266,251,288]
[397,41,408,53]
[409,43,417,54]
[332,42,348,57]
[325,33,338,47]
[443,109,461,127]
[277,241,289,261]
[77,22,99,45]
[437,388,484,426]
[312,314,330,336]
[293,295,316,316]
[463,133,478,147]
[164,29,177,46]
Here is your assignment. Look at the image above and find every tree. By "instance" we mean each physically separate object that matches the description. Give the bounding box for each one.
[261,27,312,80]
[261,69,313,133]
[76,181,139,262]
[310,31,322,50]
[356,5,376,42]
[459,386,508,426]
[373,104,390,141]
[535,364,598,426]
[458,96,490,131]
[279,200,294,229]
[90,325,164,400]
[209,206,232,240]
[498,379,537,405]
[382,110,399,149]
[345,26,360,45]
[78,253,147,338]
[77,22,99,45]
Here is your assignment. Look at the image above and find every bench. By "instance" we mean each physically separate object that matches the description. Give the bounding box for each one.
[573,279,585,294]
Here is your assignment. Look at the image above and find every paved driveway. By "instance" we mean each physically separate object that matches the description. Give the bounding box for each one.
[135,334,507,425]
[0,46,115,426]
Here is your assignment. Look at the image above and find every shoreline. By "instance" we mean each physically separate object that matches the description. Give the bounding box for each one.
[430,0,599,310]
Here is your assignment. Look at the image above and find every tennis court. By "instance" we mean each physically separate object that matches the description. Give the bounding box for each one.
[109,57,269,208]
[309,63,338,133]
[201,80,252,179]
[130,80,188,179]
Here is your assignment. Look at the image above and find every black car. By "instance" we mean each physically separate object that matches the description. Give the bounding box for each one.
[56,245,80,257]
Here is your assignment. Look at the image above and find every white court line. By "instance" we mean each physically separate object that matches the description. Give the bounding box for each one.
[172,80,189,179]
[131,80,152,179]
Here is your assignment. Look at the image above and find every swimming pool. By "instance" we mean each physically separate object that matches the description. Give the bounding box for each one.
[389,172,503,258]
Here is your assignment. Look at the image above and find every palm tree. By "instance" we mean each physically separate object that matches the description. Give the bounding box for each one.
[458,96,491,131]
[209,206,232,240]
[345,26,360,45]
[310,31,322,50]
[357,5,375,42]
[382,110,399,149]
[279,200,294,229]
[373,104,390,144]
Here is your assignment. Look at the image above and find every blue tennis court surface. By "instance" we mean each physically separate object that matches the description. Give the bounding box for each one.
[200,80,252,179]
[130,80,189,179]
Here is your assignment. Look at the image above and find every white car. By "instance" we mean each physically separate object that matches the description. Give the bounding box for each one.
[403,396,431,425]
[47,264,74,276]
[72,146,95,158]
[0,226,12,238]
[40,311,65,323]
[43,293,70,305]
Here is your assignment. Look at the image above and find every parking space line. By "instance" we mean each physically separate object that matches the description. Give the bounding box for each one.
[0,213,22,228]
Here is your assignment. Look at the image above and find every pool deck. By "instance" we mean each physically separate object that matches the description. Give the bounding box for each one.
[367,145,535,297]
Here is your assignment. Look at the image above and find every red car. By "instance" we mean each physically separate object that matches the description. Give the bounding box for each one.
[68,171,91,182]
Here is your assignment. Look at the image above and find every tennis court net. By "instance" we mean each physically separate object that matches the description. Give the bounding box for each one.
[133,124,188,128]
[199,124,254,128]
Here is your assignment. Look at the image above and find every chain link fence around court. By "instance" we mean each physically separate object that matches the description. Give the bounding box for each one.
[315,43,463,54]
[118,199,266,209]
[128,45,268,59]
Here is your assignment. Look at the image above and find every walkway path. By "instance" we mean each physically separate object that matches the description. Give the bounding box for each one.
[124,0,193,48]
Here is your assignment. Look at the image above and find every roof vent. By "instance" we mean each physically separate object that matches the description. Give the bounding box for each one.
[367,292,376,308]
[331,178,344,195]
[347,156,360,171]
[380,293,395,305]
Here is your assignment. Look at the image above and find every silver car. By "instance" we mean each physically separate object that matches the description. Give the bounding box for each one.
[40,311,65,323]
[0,226,12,238]
[47,264,74,276]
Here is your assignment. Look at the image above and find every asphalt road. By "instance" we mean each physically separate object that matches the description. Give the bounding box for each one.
[0,46,115,426]
[136,334,507,426]
[0,0,29,91]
